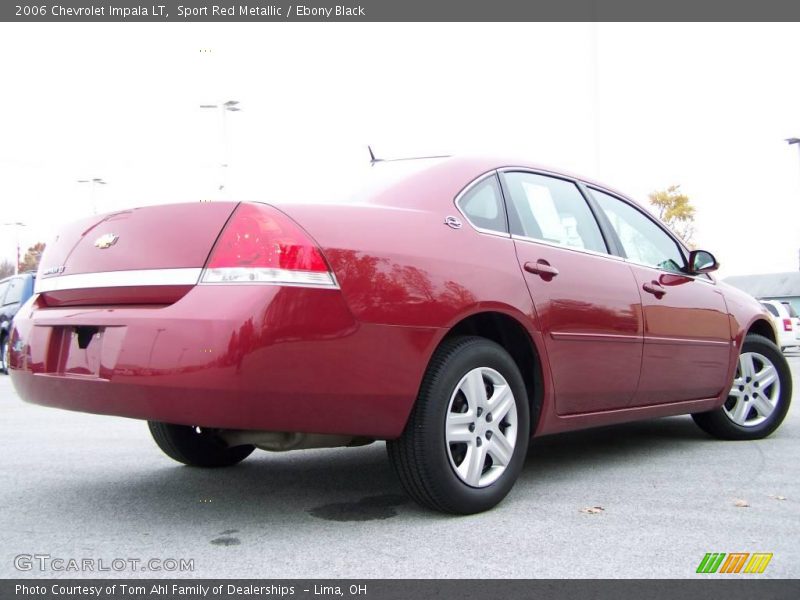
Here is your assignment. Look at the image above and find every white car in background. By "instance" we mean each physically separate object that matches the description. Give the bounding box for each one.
[760,300,800,351]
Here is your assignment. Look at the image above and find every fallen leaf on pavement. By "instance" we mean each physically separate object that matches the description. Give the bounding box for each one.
[580,506,604,514]
[734,499,750,507]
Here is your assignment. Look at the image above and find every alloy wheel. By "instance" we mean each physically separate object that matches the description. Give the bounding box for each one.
[445,367,518,488]
[724,351,780,427]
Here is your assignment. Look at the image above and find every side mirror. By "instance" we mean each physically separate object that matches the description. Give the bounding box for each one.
[688,250,719,274]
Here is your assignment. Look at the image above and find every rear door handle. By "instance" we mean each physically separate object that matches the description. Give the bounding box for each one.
[524,260,559,278]
[642,281,666,296]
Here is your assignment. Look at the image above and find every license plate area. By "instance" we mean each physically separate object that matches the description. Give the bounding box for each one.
[47,326,105,377]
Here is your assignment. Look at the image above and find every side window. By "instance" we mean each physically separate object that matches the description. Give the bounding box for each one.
[457,175,507,234]
[503,172,607,253]
[762,303,779,317]
[0,281,8,305]
[591,189,686,273]
[4,278,23,305]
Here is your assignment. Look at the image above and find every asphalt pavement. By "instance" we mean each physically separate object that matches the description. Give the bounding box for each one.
[2,352,799,579]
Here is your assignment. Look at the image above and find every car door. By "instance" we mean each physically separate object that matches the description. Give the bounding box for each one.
[499,170,643,415]
[588,187,732,405]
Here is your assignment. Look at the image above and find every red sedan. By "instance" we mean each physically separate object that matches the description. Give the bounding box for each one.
[8,157,792,514]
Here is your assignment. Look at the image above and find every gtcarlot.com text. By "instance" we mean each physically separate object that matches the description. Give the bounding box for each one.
[14,553,194,573]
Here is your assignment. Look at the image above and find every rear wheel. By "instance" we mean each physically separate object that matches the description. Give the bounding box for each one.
[692,334,792,440]
[387,336,530,514]
[148,421,255,467]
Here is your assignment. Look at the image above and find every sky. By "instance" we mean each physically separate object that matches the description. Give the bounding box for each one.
[0,22,798,278]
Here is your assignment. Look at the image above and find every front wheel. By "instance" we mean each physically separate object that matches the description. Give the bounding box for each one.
[387,336,530,514]
[148,421,255,467]
[692,333,792,440]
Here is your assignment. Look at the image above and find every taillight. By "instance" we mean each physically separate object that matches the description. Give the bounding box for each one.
[201,203,336,287]
[783,319,792,332]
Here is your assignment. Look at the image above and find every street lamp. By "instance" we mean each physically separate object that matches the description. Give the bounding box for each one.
[200,100,242,195]
[76,177,108,215]
[1,221,27,275]
[788,138,800,270]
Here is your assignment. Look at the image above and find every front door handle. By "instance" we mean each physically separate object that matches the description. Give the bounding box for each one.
[642,281,666,297]
[524,260,559,278]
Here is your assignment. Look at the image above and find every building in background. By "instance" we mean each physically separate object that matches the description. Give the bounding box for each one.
[724,272,800,313]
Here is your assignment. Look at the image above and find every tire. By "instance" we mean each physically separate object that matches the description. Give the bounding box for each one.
[0,335,8,375]
[692,333,792,440]
[387,336,530,514]
[148,421,255,467]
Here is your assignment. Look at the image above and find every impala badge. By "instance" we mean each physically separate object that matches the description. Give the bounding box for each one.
[94,233,119,249]
[41,265,65,276]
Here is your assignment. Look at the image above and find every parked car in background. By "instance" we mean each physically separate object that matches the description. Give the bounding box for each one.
[760,300,800,351]
[7,157,794,514]
[781,301,800,348]
[0,272,36,373]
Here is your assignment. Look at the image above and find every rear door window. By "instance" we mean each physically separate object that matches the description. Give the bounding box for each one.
[502,172,607,253]
[0,281,8,304]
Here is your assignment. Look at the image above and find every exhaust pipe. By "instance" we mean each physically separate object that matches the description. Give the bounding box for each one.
[220,430,374,452]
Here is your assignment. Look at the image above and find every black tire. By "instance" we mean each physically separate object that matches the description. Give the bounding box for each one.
[148,421,255,467]
[692,333,792,440]
[387,336,530,514]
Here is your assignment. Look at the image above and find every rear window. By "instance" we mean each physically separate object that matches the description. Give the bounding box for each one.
[782,302,798,318]
[761,303,779,317]
[3,277,24,305]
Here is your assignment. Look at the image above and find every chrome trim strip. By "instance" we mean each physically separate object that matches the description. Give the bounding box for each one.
[199,267,339,288]
[550,332,640,343]
[511,234,624,263]
[35,268,202,293]
[644,335,730,347]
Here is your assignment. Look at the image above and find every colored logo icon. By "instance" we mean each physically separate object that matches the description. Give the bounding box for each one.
[696,552,773,574]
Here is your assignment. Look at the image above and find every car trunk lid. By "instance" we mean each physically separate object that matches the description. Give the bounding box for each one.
[36,202,238,306]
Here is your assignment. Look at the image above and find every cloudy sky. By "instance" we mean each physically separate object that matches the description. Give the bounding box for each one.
[0,22,798,277]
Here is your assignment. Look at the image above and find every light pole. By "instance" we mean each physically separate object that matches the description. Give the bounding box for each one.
[1,222,27,275]
[788,138,800,270]
[200,100,241,195]
[76,178,108,215]
[787,138,800,168]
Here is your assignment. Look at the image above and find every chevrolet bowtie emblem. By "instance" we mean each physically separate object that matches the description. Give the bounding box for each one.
[94,233,119,249]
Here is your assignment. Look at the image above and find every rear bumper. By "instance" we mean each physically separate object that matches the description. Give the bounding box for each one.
[9,286,439,439]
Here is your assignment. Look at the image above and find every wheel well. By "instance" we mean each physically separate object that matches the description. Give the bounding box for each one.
[444,312,543,430]
[748,318,776,344]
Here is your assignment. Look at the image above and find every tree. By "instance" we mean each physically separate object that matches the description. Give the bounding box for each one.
[19,242,46,273]
[648,185,696,246]
[0,259,14,279]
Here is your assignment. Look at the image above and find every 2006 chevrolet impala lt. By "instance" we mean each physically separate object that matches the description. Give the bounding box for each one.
[8,156,793,514]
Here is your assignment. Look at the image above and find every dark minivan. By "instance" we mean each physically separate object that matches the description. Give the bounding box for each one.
[0,272,36,373]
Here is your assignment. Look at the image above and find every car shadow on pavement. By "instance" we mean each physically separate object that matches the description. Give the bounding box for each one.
[526,414,709,471]
[29,415,712,530]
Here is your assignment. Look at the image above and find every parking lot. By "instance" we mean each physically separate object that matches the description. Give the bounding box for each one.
[1,351,798,579]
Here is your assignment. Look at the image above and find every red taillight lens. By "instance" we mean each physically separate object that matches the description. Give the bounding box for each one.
[783,319,792,332]
[202,203,335,286]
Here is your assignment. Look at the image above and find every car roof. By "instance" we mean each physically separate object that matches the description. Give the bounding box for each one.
[355,155,642,209]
